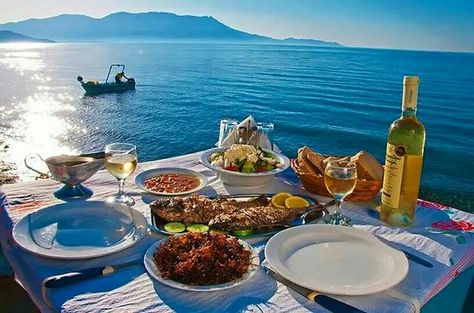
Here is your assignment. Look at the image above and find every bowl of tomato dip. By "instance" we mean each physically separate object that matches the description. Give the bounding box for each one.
[135,168,208,196]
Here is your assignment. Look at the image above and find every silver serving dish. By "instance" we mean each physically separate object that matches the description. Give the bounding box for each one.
[149,194,330,238]
[24,153,103,199]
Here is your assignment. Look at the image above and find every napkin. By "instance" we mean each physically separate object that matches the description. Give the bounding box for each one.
[218,116,280,152]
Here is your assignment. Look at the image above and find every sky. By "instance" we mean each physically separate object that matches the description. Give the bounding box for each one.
[0,0,473,51]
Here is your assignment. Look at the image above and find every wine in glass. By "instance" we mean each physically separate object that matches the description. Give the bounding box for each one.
[323,159,357,226]
[105,143,137,206]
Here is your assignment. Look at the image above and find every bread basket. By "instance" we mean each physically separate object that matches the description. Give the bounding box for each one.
[291,147,383,202]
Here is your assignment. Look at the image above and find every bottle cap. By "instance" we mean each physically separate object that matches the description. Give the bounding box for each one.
[403,76,420,86]
[402,76,420,108]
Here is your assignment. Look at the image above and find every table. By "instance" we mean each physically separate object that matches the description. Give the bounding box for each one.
[1,151,473,313]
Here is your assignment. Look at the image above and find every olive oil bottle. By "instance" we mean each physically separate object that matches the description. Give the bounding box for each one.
[380,76,425,227]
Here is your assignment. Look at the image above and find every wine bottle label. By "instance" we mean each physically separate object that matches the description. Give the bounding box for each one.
[381,143,406,208]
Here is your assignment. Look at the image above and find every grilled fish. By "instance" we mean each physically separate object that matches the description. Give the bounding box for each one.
[150,194,310,231]
[208,205,308,231]
[149,194,270,225]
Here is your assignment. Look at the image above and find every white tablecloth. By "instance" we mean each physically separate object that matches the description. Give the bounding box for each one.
[1,150,473,313]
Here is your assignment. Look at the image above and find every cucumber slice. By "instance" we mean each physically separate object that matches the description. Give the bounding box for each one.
[266,164,275,171]
[164,222,186,233]
[187,224,209,232]
[242,160,255,173]
[233,229,254,237]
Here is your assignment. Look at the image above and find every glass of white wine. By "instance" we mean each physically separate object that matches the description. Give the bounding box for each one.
[105,143,137,206]
[323,159,357,226]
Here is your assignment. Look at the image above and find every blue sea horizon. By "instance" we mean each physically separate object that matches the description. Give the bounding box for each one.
[0,42,472,211]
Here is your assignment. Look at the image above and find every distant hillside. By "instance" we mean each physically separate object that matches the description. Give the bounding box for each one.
[282,37,341,46]
[0,30,53,43]
[0,12,341,46]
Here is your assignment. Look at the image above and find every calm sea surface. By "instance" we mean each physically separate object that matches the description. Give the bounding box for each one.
[0,43,472,211]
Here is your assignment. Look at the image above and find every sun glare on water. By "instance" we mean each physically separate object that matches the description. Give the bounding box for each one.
[0,44,48,73]
[0,44,83,179]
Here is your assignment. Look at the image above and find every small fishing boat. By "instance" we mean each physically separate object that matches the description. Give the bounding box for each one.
[77,64,135,95]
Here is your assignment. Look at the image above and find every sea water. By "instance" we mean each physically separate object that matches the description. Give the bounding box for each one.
[0,42,472,211]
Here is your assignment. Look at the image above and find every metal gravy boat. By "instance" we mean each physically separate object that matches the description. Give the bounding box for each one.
[24,153,103,199]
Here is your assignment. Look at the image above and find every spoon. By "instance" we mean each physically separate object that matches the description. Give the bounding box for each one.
[300,199,335,225]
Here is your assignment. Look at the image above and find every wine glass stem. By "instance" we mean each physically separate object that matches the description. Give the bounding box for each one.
[334,197,343,215]
[117,178,125,196]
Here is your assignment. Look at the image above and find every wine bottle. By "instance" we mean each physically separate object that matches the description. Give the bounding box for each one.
[380,76,426,227]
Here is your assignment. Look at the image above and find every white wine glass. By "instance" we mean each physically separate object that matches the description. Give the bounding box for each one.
[105,143,137,206]
[323,159,357,226]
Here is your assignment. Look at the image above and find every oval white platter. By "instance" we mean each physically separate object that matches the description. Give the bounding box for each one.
[265,224,408,295]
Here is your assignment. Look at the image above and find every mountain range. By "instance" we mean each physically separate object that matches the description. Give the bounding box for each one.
[0,30,53,43]
[0,12,341,46]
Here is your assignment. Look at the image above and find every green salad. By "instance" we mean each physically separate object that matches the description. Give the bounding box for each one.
[210,144,282,173]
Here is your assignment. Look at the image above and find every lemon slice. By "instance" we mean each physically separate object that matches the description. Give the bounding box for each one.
[271,192,293,208]
[285,196,310,209]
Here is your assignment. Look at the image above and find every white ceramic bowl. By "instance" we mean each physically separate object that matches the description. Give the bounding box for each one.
[135,167,208,196]
[200,148,290,186]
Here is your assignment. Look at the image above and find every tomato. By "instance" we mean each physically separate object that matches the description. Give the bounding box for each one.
[256,167,268,172]
[224,166,239,172]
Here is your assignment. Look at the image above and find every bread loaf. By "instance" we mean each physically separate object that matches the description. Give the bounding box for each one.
[297,146,323,177]
[306,150,326,174]
[350,151,383,181]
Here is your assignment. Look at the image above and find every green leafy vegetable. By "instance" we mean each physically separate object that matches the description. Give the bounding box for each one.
[263,151,274,158]
[235,158,246,170]
[210,151,224,161]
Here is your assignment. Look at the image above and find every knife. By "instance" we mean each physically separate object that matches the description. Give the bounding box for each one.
[375,236,433,268]
[41,260,143,310]
[300,199,336,224]
[402,250,433,268]
[262,262,366,313]
[42,260,141,289]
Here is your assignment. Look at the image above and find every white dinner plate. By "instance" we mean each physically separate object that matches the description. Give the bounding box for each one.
[265,224,408,295]
[135,167,208,196]
[13,201,147,259]
[144,236,259,291]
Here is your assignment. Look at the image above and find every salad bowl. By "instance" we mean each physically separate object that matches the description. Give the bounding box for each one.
[200,146,290,186]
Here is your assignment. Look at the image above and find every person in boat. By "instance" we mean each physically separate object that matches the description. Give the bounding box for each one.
[114,71,128,84]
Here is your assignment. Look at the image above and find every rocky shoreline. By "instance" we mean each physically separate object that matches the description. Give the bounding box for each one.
[0,139,19,185]
[0,161,18,185]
